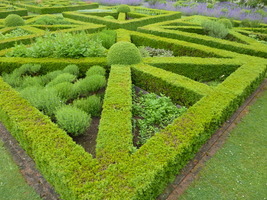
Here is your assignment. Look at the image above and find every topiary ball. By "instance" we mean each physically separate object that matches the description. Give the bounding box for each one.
[117,4,131,13]
[107,42,142,65]
[4,14,25,27]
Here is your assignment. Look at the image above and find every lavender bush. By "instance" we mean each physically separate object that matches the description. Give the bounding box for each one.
[148,1,267,23]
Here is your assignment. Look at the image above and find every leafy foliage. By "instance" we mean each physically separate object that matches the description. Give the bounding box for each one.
[0,28,30,40]
[91,30,117,49]
[6,32,107,58]
[132,91,187,145]
[31,16,72,25]
[117,4,131,13]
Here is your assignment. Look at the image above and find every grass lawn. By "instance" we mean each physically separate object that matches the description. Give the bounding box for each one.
[0,140,41,200]
[180,84,267,199]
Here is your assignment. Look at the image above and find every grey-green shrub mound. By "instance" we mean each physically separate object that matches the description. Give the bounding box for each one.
[46,73,76,87]
[4,14,25,27]
[107,42,142,65]
[74,75,106,96]
[73,95,102,117]
[201,20,229,39]
[55,106,91,136]
[218,18,233,29]
[63,64,79,76]
[51,82,77,102]
[86,65,106,77]
[117,4,131,13]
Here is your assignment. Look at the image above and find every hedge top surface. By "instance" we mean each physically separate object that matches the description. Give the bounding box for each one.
[117,4,131,13]
[107,41,142,65]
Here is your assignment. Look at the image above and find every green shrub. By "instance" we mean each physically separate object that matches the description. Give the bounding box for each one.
[86,65,106,77]
[74,75,106,96]
[18,64,42,76]
[51,82,77,102]
[46,73,76,87]
[104,15,115,20]
[20,76,44,89]
[40,70,61,84]
[91,30,117,49]
[4,14,25,27]
[55,106,91,136]
[138,46,174,57]
[31,16,72,25]
[117,4,131,13]
[73,95,102,117]
[218,18,233,29]
[201,20,229,39]
[107,42,142,65]
[63,65,79,76]
[20,86,63,117]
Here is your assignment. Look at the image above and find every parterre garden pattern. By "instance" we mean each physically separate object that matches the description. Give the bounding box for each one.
[0,2,267,200]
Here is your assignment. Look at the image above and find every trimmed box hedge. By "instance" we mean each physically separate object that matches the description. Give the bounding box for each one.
[0,11,267,200]
[15,2,99,14]
[0,7,28,18]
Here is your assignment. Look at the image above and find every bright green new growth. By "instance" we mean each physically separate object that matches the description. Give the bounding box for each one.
[4,14,25,27]
[104,15,115,20]
[201,20,229,39]
[86,65,106,77]
[218,18,233,29]
[117,4,131,13]
[73,95,102,117]
[107,42,142,65]
[55,106,91,136]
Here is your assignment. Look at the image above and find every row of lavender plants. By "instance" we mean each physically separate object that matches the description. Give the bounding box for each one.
[85,0,267,23]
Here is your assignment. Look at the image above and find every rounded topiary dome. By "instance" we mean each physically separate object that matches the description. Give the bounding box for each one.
[117,4,131,13]
[4,14,25,27]
[107,42,142,65]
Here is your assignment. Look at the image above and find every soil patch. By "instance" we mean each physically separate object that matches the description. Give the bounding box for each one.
[72,117,100,157]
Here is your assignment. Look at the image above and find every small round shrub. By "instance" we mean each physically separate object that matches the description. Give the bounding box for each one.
[63,64,79,76]
[107,42,142,65]
[73,95,102,117]
[46,73,76,87]
[52,82,77,102]
[41,70,62,84]
[4,14,25,27]
[86,65,106,77]
[104,15,115,20]
[55,106,91,136]
[74,75,106,96]
[218,18,233,29]
[21,76,44,89]
[117,4,131,13]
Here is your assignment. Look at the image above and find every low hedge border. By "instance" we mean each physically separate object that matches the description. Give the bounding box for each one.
[0,57,107,75]
[143,57,242,82]
[129,30,235,58]
[116,29,131,42]
[0,7,28,18]
[0,59,266,199]
[0,77,100,200]
[131,63,213,106]
[96,65,133,167]
[15,2,99,14]
[137,24,267,58]
[96,61,267,199]
[62,8,181,30]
